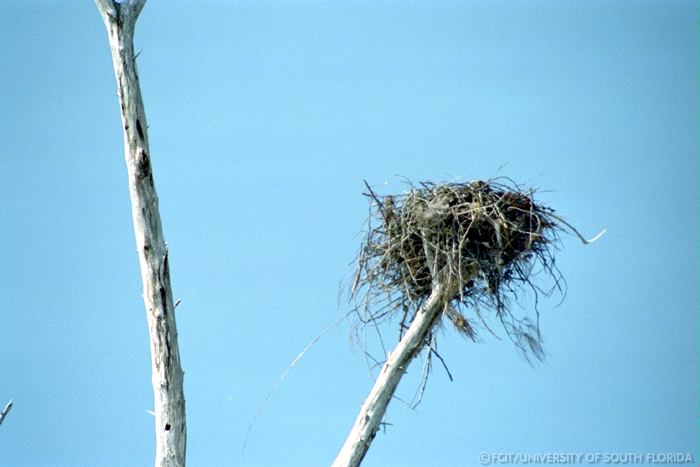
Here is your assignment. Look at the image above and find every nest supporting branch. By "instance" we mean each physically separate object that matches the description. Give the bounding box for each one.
[333,279,467,467]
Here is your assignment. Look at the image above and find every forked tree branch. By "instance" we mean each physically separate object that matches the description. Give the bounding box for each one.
[95,1,186,465]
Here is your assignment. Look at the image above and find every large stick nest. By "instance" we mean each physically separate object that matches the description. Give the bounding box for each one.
[351,178,567,361]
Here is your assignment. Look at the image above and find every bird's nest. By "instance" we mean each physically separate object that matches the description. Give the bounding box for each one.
[350,178,579,363]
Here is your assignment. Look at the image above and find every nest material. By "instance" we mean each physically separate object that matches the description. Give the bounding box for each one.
[351,178,565,360]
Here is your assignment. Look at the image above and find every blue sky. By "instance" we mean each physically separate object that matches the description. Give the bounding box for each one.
[1,1,697,466]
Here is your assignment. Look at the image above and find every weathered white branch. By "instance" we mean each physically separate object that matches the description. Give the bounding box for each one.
[0,399,13,427]
[95,1,186,466]
[334,207,475,467]
[332,283,450,467]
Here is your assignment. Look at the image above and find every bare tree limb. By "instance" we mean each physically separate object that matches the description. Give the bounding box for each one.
[95,1,186,465]
[0,400,13,427]
[332,280,460,467]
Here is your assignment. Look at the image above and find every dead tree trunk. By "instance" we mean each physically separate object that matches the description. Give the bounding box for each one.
[95,1,186,465]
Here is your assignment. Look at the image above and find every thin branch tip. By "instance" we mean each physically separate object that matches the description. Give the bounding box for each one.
[584,228,606,244]
[549,213,606,245]
[0,399,14,427]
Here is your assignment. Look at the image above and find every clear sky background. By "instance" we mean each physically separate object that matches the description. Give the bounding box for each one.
[1,1,697,466]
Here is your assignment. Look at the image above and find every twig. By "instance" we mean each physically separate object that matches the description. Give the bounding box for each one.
[549,213,606,244]
[0,399,13,427]
[429,346,454,382]
[362,179,388,219]
[411,339,433,409]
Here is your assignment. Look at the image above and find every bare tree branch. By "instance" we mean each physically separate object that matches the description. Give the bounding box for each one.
[95,1,186,465]
[332,280,465,467]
